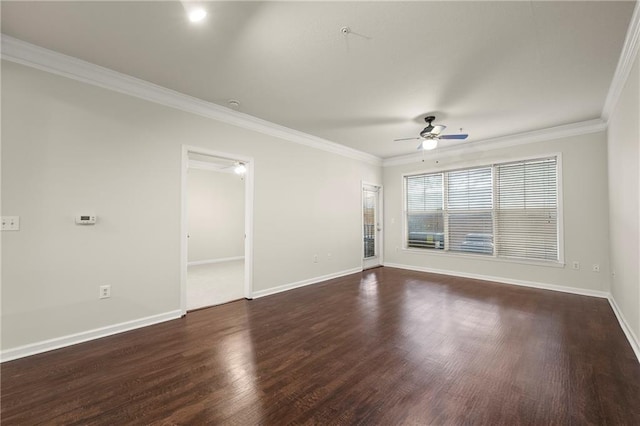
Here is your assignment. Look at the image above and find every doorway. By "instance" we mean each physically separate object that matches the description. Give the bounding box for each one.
[362,183,383,270]
[180,146,254,314]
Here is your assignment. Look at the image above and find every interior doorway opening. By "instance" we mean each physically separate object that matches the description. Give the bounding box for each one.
[181,146,254,313]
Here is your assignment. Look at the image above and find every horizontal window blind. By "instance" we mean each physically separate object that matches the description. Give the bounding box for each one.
[406,174,444,249]
[447,167,494,255]
[495,158,558,261]
[404,155,560,263]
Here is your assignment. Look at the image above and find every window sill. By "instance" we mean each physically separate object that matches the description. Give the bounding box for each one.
[400,248,565,269]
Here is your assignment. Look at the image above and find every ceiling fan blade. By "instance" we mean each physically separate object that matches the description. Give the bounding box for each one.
[439,134,468,140]
[394,137,421,141]
[431,125,446,135]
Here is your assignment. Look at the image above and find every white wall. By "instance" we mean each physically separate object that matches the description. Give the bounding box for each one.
[0,61,381,352]
[383,131,611,294]
[608,50,640,342]
[187,168,244,263]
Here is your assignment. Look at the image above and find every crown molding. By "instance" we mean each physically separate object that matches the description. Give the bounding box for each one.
[0,35,382,167]
[601,0,640,122]
[382,118,606,167]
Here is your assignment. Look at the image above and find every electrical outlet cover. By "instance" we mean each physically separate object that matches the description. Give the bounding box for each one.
[1,216,20,231]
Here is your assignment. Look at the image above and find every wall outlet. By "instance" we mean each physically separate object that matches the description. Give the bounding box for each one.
[592,264,600,273]
[313,254,318,263]
[327,253,332,260]
[1,216,20,231]
[99,285,111,299]
[571,261,580,270]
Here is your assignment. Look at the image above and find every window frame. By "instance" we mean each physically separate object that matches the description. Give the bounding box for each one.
[401,153,564,267]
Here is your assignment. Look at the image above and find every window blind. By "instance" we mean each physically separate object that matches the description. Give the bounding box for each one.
[495,158,558,261]
[447,167,494,255]
[404,155,560,263]
[406,174,444,249]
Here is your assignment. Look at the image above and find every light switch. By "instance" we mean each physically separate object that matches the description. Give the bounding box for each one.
[1,216,20,231]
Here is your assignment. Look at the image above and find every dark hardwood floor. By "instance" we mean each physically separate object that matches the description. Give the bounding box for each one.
[2,267,639,425]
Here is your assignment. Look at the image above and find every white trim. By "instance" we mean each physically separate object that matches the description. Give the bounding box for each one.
[399,248,565,269]
[401,151,563,177]
[0,310,183,363]
[187,256,244,266]
[383,262,609,299]
[556,153,565,265]
[181,148,189,315]
[602,0,640,122]
[0,35,381,167]
[244,160,255,299]
[251,267,362,299]
[607,296,640,363]
[188,159,234,173]
[181,146,254,314]
[383,119,606,167]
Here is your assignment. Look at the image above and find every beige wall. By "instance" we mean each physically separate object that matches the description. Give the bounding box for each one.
[608,50,640,341]
[383,131,611,293]
[0,61,381,350]
[187,168,244,263]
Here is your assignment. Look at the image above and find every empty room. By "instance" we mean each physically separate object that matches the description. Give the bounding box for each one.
[1,1,639,424]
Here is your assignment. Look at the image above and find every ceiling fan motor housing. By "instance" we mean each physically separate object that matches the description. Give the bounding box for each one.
[420,115,437,137]
[420,127,436,138]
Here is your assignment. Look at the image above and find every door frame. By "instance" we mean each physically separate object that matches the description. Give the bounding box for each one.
[362,181,384,269]
[180,145,254,315]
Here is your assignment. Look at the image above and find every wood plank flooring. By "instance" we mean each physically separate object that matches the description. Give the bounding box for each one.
[2,267,640,425]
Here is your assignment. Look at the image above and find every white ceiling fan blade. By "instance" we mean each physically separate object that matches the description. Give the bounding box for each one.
[394,137,421,141]
[431,125,446,135]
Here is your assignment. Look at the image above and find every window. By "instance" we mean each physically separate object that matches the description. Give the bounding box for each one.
[495,158,558,261]
[406,173,444,249]
[404,156,559,263]
[447,167,493,254]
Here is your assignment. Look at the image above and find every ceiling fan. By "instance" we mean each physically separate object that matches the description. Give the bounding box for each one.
[394,116,468,150]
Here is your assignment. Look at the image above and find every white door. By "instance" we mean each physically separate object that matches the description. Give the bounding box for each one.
[363,184,383,269]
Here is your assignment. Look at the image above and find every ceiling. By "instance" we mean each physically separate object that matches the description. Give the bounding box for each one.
[1,1,635,159]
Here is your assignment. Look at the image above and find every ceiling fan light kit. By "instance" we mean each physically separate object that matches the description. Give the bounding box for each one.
[421,139,438,150]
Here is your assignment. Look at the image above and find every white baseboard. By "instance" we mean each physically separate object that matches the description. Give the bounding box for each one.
[251,267,363,299]
[607,296,640,362]
[383,262,610,298]
[188,256,244,266]
[0,310,183,363]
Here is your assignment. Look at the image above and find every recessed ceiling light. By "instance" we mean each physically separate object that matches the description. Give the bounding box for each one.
[188,8,207,23]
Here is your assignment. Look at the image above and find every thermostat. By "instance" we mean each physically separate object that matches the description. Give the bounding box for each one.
[75,215,96,225]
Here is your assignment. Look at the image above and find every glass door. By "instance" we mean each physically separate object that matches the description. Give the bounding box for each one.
[363,184,382,269]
